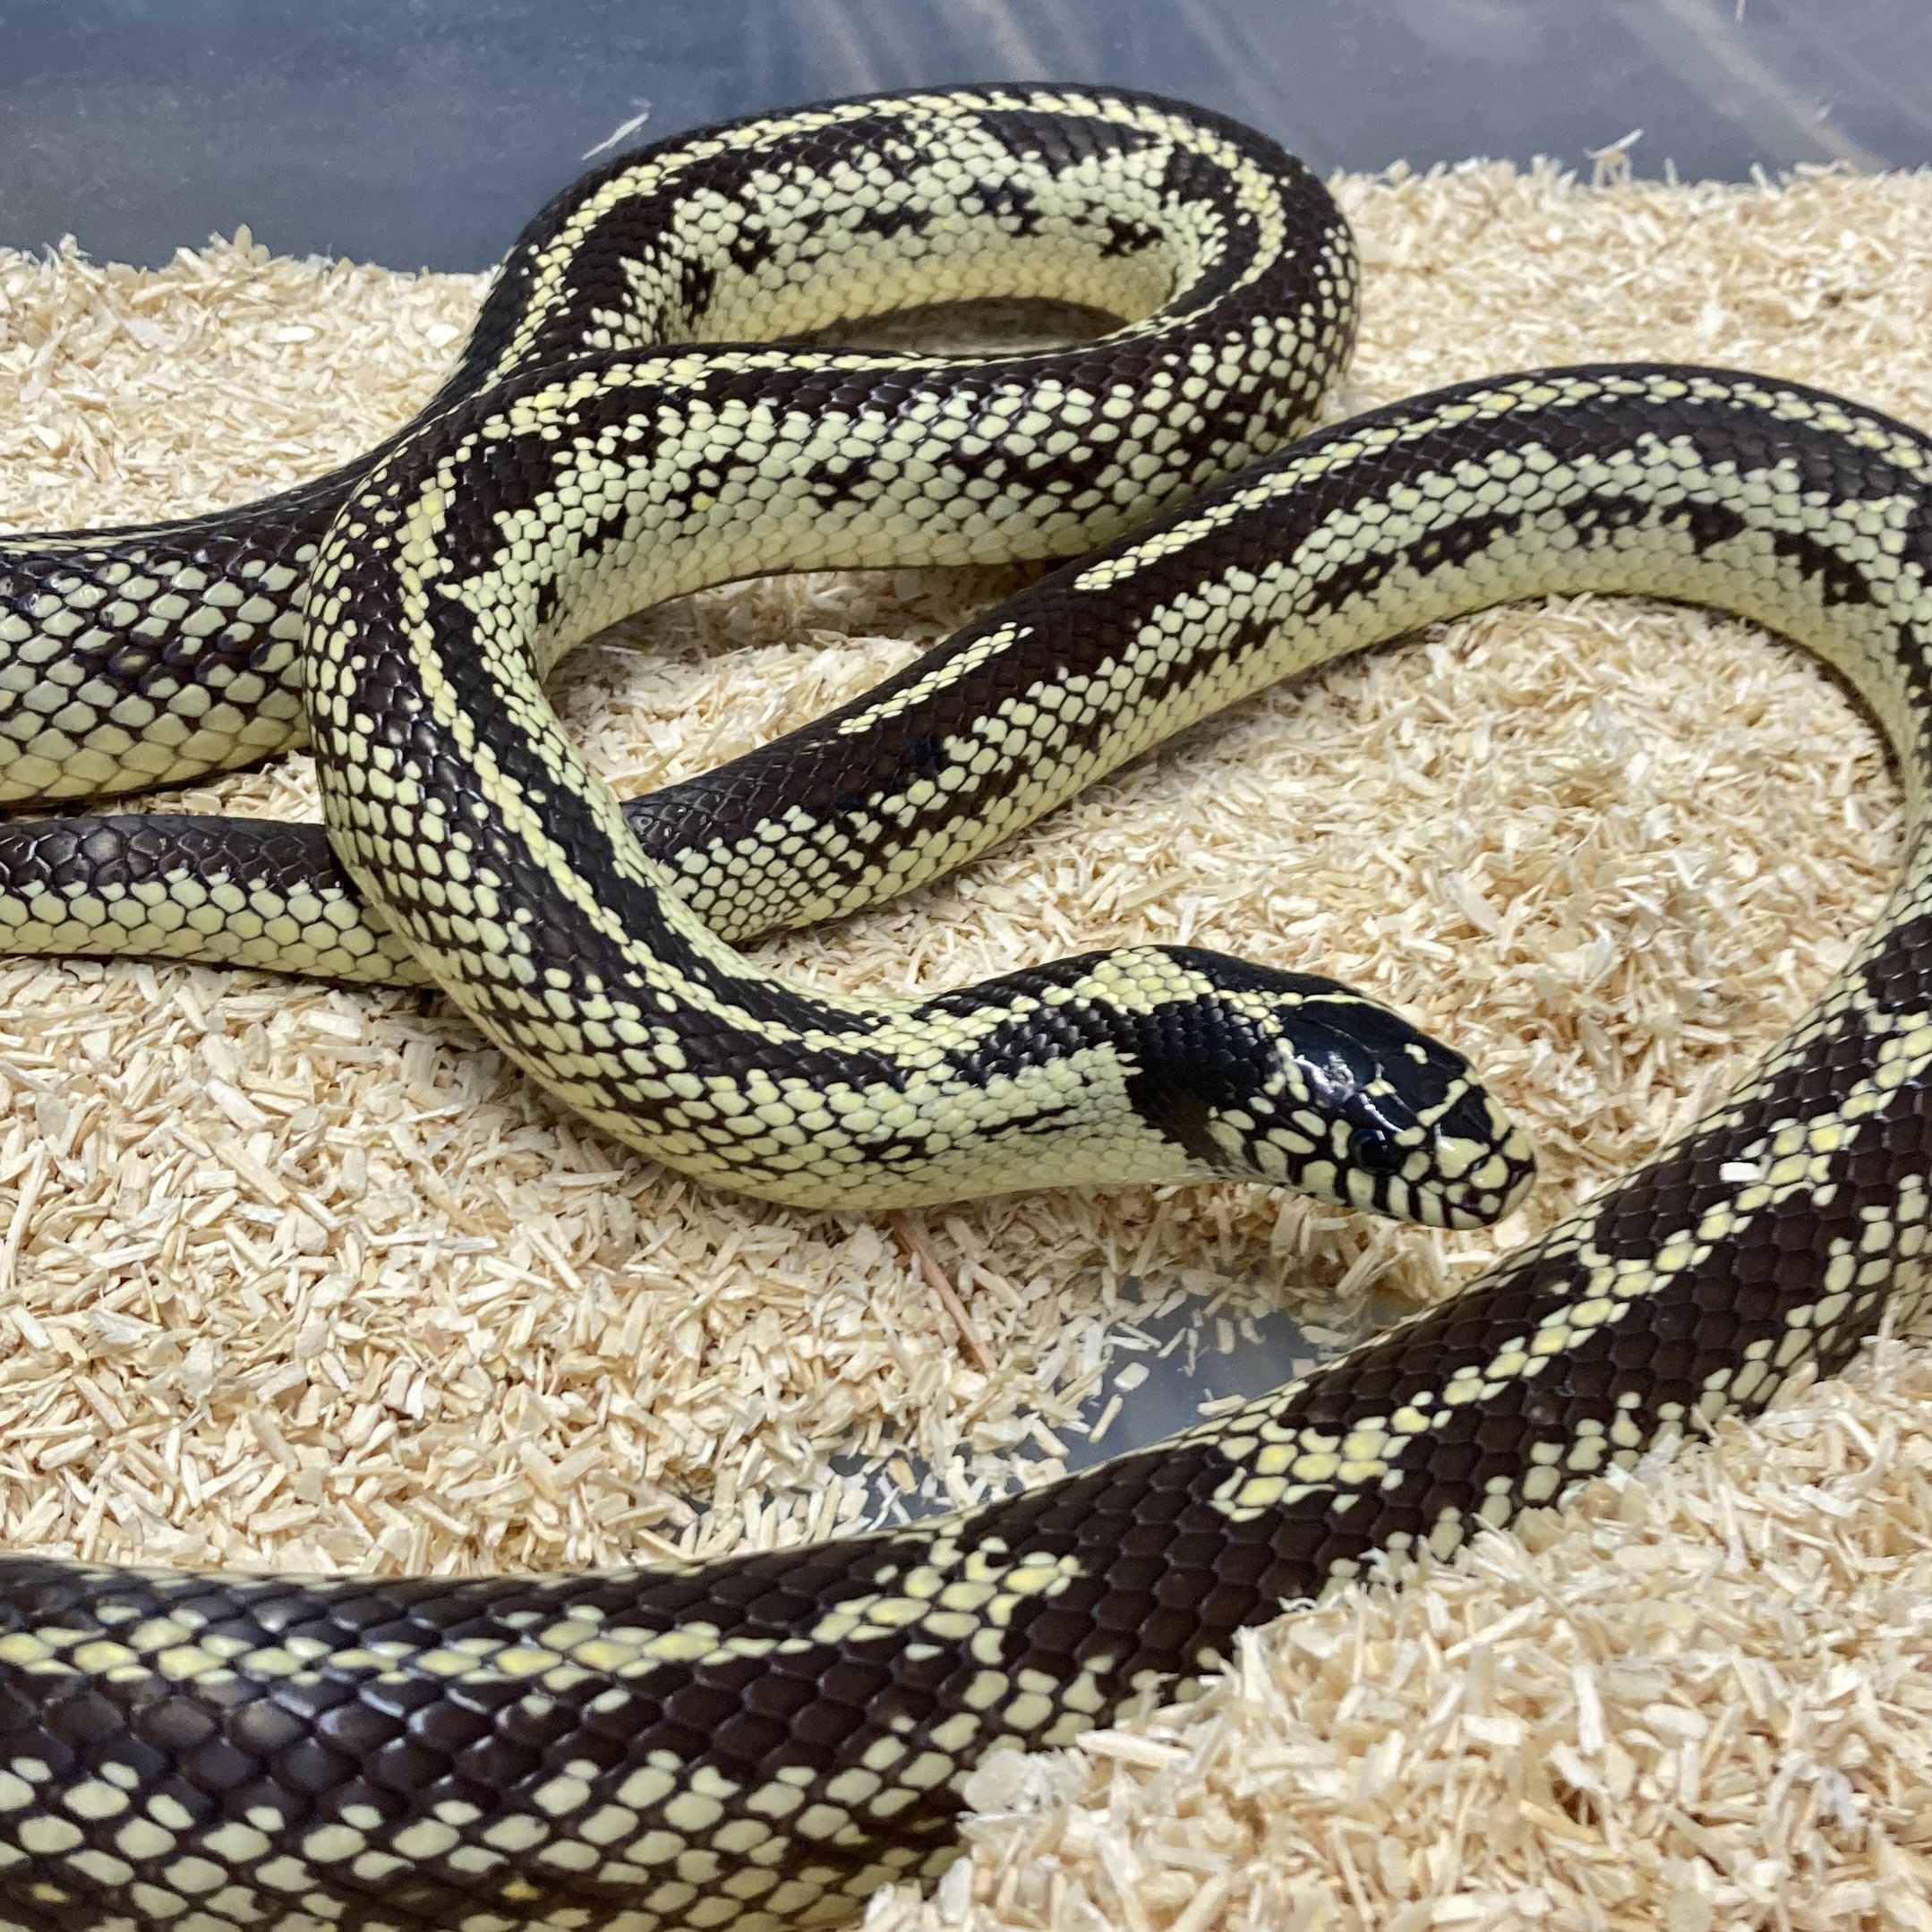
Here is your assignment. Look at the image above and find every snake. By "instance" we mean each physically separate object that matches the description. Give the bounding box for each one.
[0,79,1928,1932]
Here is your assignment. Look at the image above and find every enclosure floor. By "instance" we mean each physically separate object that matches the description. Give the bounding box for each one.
[2,153,1930,1930]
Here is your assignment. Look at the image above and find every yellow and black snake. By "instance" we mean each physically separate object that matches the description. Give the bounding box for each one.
[0,81,1929,1932]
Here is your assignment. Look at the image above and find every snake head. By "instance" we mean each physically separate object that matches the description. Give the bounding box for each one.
[1119,945,1534,1229]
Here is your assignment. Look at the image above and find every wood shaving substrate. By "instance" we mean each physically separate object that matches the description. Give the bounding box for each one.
[3,151,1931,1930]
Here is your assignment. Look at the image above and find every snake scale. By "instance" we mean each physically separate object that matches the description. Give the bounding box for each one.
[1,81,1929,1932]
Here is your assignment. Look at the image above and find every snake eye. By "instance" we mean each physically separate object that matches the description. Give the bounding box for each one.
[1350,1126,1404,1175]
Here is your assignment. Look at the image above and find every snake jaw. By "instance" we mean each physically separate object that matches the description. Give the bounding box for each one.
[1406,1087,1538,1230]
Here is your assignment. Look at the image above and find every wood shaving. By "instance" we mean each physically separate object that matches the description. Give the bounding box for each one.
[879,1336,1932,1932]
[2,153,1930,1925]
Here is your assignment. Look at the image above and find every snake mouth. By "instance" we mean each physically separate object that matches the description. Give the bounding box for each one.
[1411,1087,1538,1229]
[1305,1073,1537,1229]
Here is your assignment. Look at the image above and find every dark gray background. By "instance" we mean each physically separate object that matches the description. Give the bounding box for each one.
[2,0,1928,270]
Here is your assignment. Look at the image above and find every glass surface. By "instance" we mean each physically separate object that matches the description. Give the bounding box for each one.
[3,0,1929,269]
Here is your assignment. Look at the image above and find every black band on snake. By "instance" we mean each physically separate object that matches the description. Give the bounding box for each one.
[0,83,1928,1932]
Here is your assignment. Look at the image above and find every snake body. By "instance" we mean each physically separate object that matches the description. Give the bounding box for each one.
[2,83,1931,1932]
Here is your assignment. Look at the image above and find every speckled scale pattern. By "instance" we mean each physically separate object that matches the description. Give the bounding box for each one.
[4,86,1932,1932]
[0,82,1351,803]
[288,249,1512,1211]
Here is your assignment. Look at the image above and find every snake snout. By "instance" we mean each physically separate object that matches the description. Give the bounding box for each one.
[1304,999,1534,1230]
[1123,947,1534,1228]
[1314,1030,1534,1231]
[1405,1075,1537,1230]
